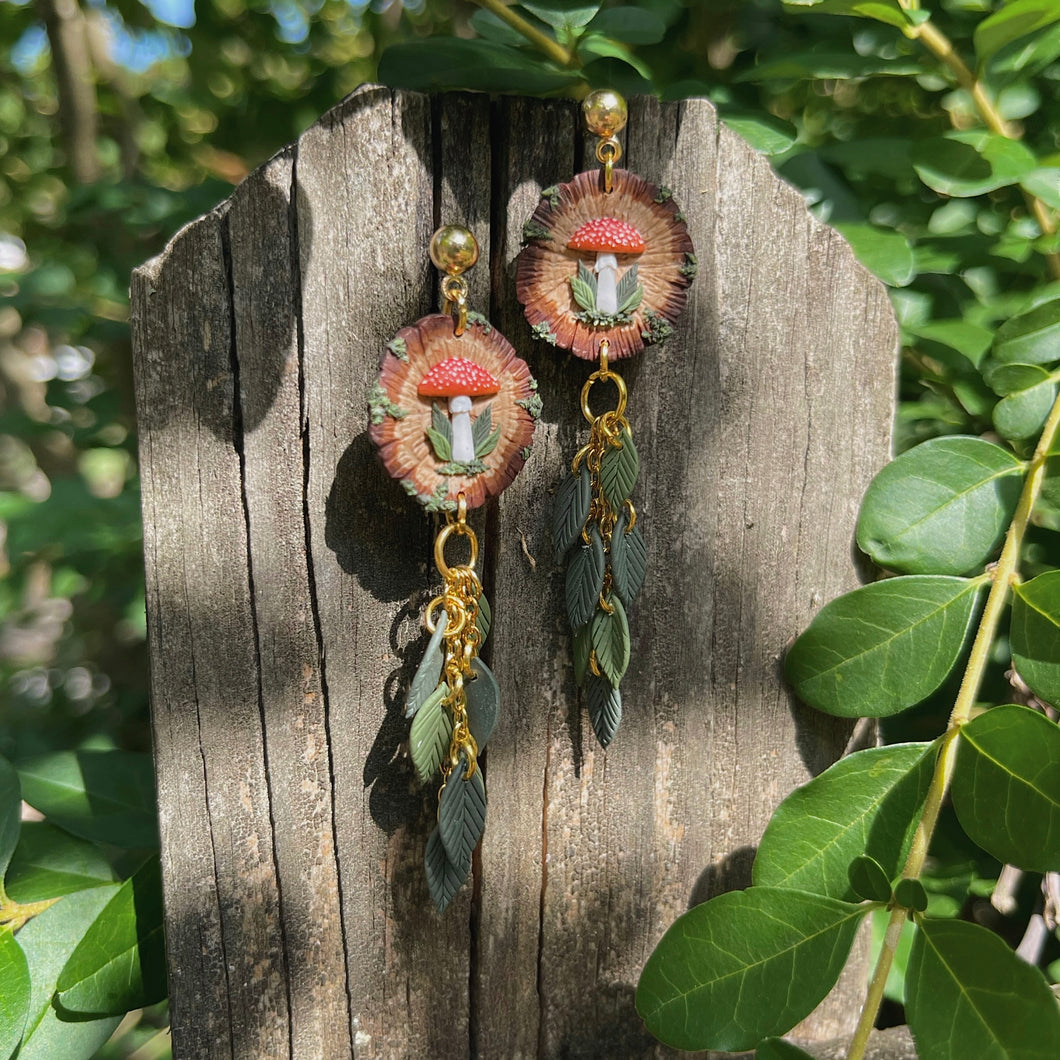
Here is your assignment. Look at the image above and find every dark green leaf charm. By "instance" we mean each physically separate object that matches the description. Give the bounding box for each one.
[425,827,468,914]
[476,593,491,644]
[553,470,592,561]
[601,429,638,508]
[566,526,606,630]
[572,622,591,687]
[611,509,647,607]
[586,675,622,748]
[439,753,487,873]
[409,683,451,783]
[592,597,631,688]
[407,610,447,719]
[467,658,499,751]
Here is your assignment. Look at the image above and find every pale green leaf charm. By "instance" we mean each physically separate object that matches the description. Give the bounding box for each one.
[553,470,592,561]
[566,526,606,630]
[438,753,487,873]
[601,429,638,508]
[586,675,622,748]
[407,610,447,719]
[409,683,452,783]
[592,597,631,688]
[611,509,647,607]
[476,593,492,644]
[425,827,467,914]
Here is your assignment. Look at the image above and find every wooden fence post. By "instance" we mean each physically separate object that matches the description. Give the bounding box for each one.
[131,87,898,1059]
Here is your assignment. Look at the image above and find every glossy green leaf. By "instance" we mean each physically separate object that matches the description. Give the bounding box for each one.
[406,610,447,719]
[586,675,622,749]
[756,1040,817,1060]
[14,885,121,1060]
[610,509,647,607]
[1021,167,1060,210]
[438,754,486,873]
[975,0,1060,65]
[17,751,158,849]
[470,6,544,47]
[893,877,928,913]
[592,596,631,688]
[952,704,1060,873]
[784,0,913,31]
[377,38,581,94]
[910,319,994,368]
[982,361,1052,396]
[566,526,605,630]
[833,222,915,287]
[572,622,591,687]
[906,918,1060,1060]
[0,928,30,1060]
[993,378,1056,440]
[425,826,467,914]
[520,0,601,32]
[993,298,1060,364]
[0,753,20,880]
[600,429,638,508]
[911,132,1038,197]
[1012,570,1060,705]
[56,857,167,1016]
[553,469,592,561]
[585,6,665,43]
[856,436,1023,576]
[409,682,452,784]
[848,855,892,903]
[4,822,118,902]
[736,51,921,81]
[466,658,499,751]
[476,593,491,644]
[718,111,798,155]
[754,743,935,899]
[636,887,865,1052]
[785,577,982,718]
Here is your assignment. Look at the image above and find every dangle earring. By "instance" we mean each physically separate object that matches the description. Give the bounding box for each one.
[516,90,695,748]
[369,225,539,911]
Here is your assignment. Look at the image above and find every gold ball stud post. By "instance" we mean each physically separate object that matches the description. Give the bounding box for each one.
[430,224,479,276]
[582,89,628,138]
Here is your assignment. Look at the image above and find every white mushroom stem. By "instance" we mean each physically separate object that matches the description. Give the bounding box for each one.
[448,394,475,462]
[594,253,620,314]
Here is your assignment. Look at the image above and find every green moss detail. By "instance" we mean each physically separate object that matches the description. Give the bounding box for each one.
[641,309,675,345]
[679,252,699,280]
[517,393,544,419]
[521,446,532,460]
[532,321,558,345]
[673,211,686,223]
[369,381,408,425]
[386,337,408,362]
[401,479,419,498]
[424,481,456,513]
[522,219,553,243]
[466,311,492,333]
[654,186,673,204]
[528,377,538,391]
[436,459,488,476]
[541,185,561,209]
[575,308,635,327]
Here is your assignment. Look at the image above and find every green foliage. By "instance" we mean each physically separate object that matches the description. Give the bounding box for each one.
[409,682,452,784]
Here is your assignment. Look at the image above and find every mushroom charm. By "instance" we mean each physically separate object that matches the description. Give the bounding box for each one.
[418,356,500,465]
[568,216,644,320]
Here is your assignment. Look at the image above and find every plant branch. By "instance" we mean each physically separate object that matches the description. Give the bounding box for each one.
[847,905,908,1060]
[469,0,577,69]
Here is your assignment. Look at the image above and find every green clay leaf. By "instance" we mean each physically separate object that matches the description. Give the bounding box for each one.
[432,401,452,442]
[856,436,1024,577]
[566,526,606,630]
[572,622,592,687]
[893,877,928,913]
[476,593,492,644]
[438,754,487,873]
[570,258,598,313]
[636,887,866,1052]
[611,509,647,607]
[952,704,1060,873]
[586,674,622,748]
[993,298,1060,365]
[4,821,118,902]
[472,404,500,459]
[785,576,983,718]
[756,1039,818,1060]
[616,263,641,312]
[592,597,631,688]
[753,742,935,900]
[848,855,892,903]
[407,610,447,719]
[0,753,20,880]
[425,826,468,914]
[409,683,452,783]
[426,428,452,462]
[600,429,639,508]
[0,928,30,1060]
[906,918,1060,1060]
[553,470,592,561]
[467,658,499,751]
[56,856,167,1016]
[1011,570,1060,705]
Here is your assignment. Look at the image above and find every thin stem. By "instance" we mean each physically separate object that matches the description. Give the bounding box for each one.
[847,905,908,1060]
[468,0,576,69]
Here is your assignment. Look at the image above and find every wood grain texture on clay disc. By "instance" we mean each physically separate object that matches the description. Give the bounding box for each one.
[516,169,695,360]
[369,314,538,510]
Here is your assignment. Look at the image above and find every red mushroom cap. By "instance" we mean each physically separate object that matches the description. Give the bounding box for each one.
[417,356,501,397]
[567,216,645,255]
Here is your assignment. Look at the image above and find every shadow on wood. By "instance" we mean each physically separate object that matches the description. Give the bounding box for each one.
[131,86,898,1059]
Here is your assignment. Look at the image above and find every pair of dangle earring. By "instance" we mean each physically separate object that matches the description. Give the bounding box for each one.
[516,90,696,748]
[369,225,540,913]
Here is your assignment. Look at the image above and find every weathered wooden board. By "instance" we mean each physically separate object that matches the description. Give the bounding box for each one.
[131,87,897,1060]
